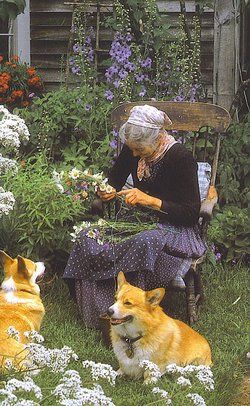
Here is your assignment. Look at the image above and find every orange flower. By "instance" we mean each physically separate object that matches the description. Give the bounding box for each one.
[1,73,11,81]
[0,84,8,94]
[20,160,26,168]
[11,90,23,99]
[0,56,3,63]
[12,64,17,68]
[12,55,19,62]
[6,61,12,66]
[21,100,29,107]
[27,67,36,76]
[66,180,72,187]
[28,76,41,87]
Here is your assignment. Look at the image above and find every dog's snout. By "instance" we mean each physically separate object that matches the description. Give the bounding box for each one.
[107,307,114,317]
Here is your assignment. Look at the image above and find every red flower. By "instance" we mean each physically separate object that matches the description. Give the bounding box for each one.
[0,56,3,63]
[12,55,19,62]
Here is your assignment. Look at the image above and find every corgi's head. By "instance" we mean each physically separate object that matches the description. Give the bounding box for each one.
[0,251,45,296]
[107,272,165,330]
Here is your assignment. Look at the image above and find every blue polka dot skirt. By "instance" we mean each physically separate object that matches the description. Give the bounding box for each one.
[63,223,206,329]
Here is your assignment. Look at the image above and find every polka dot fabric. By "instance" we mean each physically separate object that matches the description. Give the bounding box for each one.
[63,223,206,329]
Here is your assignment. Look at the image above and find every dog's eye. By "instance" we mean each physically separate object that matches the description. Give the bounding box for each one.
[124,300,132,306]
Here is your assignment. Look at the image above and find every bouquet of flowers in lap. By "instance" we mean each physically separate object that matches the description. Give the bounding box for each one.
[52,167,158,245]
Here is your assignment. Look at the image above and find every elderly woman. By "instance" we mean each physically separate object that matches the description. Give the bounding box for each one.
[63,105,206,329]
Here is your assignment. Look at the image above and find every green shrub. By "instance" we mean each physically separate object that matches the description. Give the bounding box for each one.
[0,154,85,263]
[218,113,250,208]
[17,84,113,171]
[208,206,250,262]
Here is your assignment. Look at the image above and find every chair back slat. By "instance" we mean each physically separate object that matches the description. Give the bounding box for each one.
[111,101,231,132]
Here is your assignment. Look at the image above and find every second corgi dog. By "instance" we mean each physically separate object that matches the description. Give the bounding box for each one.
[108,272,212,384]
[0,251,45,370]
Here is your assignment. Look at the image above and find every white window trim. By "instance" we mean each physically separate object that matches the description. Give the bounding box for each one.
[12,0,30,64]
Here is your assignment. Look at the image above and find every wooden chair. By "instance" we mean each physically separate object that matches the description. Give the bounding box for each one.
[110,101,231,324]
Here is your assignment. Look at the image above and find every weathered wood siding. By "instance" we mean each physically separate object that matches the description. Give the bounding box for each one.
[30,0,214,98]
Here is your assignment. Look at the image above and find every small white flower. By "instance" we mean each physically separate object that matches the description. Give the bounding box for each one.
[24,330,44,343]
[187,393,206,406]
[177,376,192,387]
[69,167,81,180]
[99,183,107,192]
[105,184,114,194]
[82,360,118,386]
[139,360,162,382]
[6,326,20,341]
[152,387,172,404]
[97,219,108,227]
[86,229,97,239]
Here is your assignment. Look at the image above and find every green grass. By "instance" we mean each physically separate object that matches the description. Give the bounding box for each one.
[1,265,249,405]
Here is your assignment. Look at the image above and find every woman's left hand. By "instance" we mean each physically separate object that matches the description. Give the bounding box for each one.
[117,188,153,207]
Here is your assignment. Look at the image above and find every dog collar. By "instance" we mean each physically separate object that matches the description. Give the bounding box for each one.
[121,335,143,359]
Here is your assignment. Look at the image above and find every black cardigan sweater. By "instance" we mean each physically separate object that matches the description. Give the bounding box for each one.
[108,143,201,227]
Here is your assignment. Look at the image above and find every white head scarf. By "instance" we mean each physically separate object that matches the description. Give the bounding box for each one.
[127,104,172,129]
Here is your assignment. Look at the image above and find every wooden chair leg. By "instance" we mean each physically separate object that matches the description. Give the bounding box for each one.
[185,270,198,325]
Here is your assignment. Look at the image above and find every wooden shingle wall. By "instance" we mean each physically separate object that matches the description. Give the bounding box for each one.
[30,0,214,99]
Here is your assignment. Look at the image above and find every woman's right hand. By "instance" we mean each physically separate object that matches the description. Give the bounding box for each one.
[97,187,116,201]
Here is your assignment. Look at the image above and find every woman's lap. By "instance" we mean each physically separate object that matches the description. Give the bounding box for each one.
[64,224,205,329]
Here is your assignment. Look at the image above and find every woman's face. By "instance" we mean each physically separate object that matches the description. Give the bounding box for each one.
[126,140,157,158]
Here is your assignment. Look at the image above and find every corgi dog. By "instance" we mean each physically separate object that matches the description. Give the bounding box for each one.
[0,251,45,370]
[108,272,212,384]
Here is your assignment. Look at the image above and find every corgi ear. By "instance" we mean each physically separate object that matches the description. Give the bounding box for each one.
[146,288,165,307]
[117,271,127,291]
[17,256,32,279]
[0,251,14,268]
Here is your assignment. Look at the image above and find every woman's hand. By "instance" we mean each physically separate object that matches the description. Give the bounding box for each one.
[97,187,116,202]
[117,188,162,210]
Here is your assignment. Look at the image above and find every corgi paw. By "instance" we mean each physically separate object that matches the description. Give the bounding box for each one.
[116,368,124,377]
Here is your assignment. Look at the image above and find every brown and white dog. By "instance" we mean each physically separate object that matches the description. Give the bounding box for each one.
[0,251,45,369]
[108,272,212,384]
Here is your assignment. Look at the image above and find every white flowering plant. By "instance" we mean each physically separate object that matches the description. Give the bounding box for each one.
[52,168,113,203]
[0,328,214,405]
[0,105,30,218]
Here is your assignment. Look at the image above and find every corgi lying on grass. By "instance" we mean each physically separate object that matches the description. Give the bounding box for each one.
[0,251,45,370]
[107,272,211,384]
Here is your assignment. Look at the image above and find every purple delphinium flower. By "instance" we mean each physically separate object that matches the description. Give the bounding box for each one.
[85,36,92,45]
[215,252,222,261]
[73,43,80,54]
[28,93,35,99]
[139,87,147,97]
[140,57,152,68]
[109,139,117,149]
[112,128,119,138]
[69,57,75,66]
[104,90,114,101]
[113,79,121,88]
[71,66,80,74]
[173,93,185,102]
[135,73,145,83]
[124,61,135,72]
[85,104,92,111]
[118,69,128,80]
[88,49,94,62]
